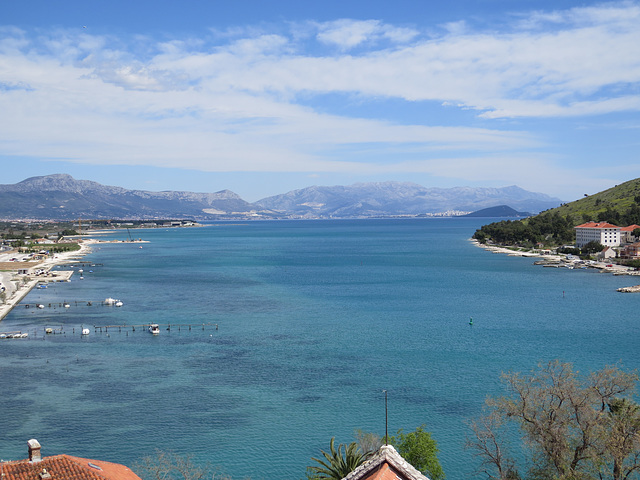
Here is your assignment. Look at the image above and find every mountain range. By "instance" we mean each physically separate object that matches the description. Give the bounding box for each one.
[0,174,563,220]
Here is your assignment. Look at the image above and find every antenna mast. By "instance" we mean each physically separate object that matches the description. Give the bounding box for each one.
[383,389,388,445]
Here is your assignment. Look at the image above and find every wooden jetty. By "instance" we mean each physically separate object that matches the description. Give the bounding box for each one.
[24,299,123,309]
[92,323,218,333]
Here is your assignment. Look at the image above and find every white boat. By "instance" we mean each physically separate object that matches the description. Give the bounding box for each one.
[63,302,70,308]
[115,301,123,307]
[81,328,90,336]
[104,297,118,305]
[37,304,45,309]
[148,324,160,335]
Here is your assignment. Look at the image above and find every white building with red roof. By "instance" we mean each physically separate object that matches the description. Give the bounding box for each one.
[342,445,430,480]
[574,222,621,248]
[620,224,640,244]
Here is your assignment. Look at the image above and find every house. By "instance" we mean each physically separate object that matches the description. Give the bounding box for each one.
[0,440,141,480]
[342,444,430,480]
[574,222,621,248]
[620,224,640,244]
[621,242,640,259]
[597,246,617,262]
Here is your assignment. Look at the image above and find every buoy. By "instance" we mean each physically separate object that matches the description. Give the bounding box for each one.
[469,317,473,325]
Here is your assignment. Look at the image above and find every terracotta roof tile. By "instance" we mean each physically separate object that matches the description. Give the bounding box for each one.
[574,222,620,229]
[0,455,141,480]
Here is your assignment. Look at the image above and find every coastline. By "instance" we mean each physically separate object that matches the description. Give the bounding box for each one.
[470,238,639,276]
[0,241,95,322]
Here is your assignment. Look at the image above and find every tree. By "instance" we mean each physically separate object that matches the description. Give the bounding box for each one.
[582,240,604,255]
[134,450,235,480]
[354,429,383,455]
[467,361,640,480]
[352,426,444,480]
[599,398,640,480]
[390,425,445,480]
[307,437,372,480]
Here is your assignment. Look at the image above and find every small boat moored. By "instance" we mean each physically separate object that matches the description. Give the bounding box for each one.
[148,324,160,335]
[104,297,123,306]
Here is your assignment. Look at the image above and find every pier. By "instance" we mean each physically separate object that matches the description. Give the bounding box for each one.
[22,298,124,309]
[90,322,219,334]
[2,323,219,339]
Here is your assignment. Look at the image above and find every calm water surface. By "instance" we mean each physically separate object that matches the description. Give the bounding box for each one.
[1,219,638,479]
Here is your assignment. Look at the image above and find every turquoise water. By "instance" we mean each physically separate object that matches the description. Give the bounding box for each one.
[1,219,639,479]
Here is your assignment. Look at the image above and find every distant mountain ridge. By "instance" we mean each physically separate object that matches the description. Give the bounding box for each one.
[0,174,562,220]
[0,174,256,220]
[255,182,560,217]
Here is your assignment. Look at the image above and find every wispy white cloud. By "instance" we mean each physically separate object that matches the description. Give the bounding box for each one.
[0,1,639,196]
[315,19,419,49]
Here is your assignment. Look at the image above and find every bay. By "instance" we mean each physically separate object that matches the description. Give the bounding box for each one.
[1,218,638,479]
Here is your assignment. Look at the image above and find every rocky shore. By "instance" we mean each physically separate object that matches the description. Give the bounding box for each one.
[617,285,640,293]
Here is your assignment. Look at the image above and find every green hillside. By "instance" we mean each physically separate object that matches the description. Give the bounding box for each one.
[544,178,640,221]
[473,178,640,248]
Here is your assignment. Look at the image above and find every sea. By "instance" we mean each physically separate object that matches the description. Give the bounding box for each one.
[1,218,639,480]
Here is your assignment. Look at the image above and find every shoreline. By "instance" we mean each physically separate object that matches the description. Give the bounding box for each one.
[470,238,640,277]
[0,240,96,322]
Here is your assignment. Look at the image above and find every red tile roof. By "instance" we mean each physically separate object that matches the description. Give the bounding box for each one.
[574,222,620,229]
[342,445,428,480]
[0,455,141,480]
[620,224,640,231]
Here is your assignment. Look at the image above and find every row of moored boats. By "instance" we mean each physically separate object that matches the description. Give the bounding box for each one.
[0,332,29,339]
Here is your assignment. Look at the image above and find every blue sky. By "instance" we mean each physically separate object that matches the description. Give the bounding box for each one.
[1,0,639,202]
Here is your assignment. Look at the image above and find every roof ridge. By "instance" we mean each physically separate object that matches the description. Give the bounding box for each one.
[342,445,429,480]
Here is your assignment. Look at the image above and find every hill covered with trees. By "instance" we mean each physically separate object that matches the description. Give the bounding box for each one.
[473,178,640,247]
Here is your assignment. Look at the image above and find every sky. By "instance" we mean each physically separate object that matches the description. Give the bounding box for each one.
[1,0,639,202]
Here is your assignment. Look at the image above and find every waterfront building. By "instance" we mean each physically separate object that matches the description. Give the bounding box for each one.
[574,222,621,248]
[620,224,640,244]
[0,440,141,480]
[621,241,640,259]
[343,444,430,480]
[596,246,617,262]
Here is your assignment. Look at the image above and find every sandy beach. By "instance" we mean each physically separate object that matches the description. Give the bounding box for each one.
[0,241,95,322]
